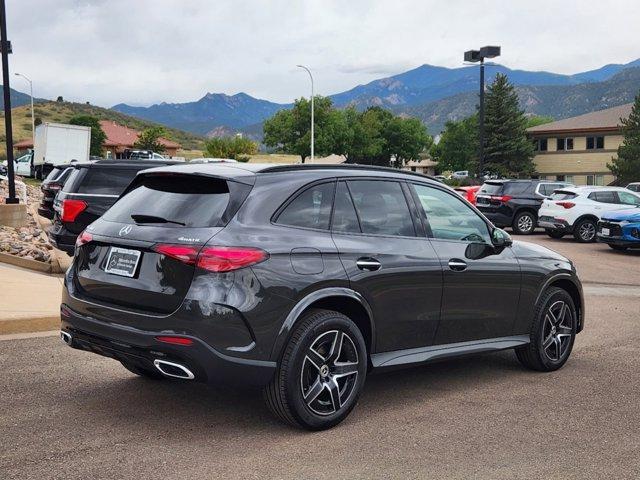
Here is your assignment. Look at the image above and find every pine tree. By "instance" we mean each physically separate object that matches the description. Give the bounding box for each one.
[483,73,534,177]
[608,93,640,184]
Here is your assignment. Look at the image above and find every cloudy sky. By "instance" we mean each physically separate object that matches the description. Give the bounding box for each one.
[7,0,640,107]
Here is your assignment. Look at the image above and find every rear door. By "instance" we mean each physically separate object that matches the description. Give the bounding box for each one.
[331,179,442,352]
[410,182,521,344]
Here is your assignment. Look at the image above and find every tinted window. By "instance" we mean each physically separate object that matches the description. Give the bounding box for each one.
[588,191,617,204]
[77,168,138,195]
[103,175,235,228]
[332,182,360,233]
[61,169,82,193]
[413,184,490,243]
[347,180,414,236]
[550,191,577,200]
[617,191,640,206]
[479,182,504,195]
[276,182,334,230]
[503,182,532,195]
[44,167,62,182]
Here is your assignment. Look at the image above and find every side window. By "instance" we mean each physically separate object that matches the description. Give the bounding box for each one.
[276,182,334,230]
[332,182,360,233]
[589,191,617,204]
[617,191,640,206]
[347,180,415,236]
[412,184,491,243]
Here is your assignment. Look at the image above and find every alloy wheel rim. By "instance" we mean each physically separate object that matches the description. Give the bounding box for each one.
[542,300,573,362]
[518,215,533,232]
[300,330,359,416]
[579,222,596,241]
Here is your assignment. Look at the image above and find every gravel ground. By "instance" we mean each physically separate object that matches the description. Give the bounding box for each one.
[0,237,639,479]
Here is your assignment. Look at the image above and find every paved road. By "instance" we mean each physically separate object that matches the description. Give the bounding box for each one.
[1,237,639,479]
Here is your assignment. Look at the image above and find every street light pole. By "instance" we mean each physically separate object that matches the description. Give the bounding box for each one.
[0,0,18,204]
[15,73,34,147]
[297,65,314,162]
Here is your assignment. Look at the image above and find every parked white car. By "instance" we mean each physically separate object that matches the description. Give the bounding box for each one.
[452,170,469,179]
[538,186,640,242]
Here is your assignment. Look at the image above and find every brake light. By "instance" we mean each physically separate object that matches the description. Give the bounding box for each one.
[61,199,87,222]
[556,202,575,209]
[152,244,268,272]
[155,336,194,346]
[490,195,512,204]
[75,230,93,247]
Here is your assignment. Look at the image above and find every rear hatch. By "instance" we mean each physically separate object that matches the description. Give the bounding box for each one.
[475,181,505,209]
[539,190,578,222]
[73,172,253,314]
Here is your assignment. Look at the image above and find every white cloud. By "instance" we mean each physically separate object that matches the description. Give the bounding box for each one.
[6,0,640,107]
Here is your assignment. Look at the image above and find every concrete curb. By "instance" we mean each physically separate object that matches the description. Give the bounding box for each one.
[0,316,59,335]
[0,252,53,273]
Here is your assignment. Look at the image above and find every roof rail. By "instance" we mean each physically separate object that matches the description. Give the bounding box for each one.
[259,163,438,181]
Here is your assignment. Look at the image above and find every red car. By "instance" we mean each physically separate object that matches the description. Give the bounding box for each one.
[454,185,481,205]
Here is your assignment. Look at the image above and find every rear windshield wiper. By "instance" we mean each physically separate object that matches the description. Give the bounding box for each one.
[131,214,186,226]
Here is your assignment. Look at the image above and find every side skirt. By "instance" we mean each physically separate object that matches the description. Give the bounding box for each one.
[370,335,530,368]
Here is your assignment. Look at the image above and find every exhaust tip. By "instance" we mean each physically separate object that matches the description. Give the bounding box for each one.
[60,330,73,346]
[153,359,195,380]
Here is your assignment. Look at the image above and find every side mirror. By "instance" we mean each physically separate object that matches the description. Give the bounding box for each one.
[491,228,513,248]
[465,242,494,260]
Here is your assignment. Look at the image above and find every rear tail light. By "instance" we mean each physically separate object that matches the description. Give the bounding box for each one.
[556,202,575,209]
[152,244,268,272]
[61,199,87,222]
[490,195,512,205]
[75,230,93,247]
[48,182,63,191]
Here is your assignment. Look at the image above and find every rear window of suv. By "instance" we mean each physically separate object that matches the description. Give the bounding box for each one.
[102,174,244,228]
[76,167,138,195]
[549,191,577,200]
[478,182,504,195]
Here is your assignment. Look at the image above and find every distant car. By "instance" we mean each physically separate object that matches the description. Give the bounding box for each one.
[49,159,178,254]
[626,182,640,193]
[452,170,469,179]
[433,175,447,183]
[454,185,481,205]
[597,209,640,251]
[125,149,167,160]
[37,166,75,219]
[189,157,238,163]
[475,180,573,235]
[538,186,640,242]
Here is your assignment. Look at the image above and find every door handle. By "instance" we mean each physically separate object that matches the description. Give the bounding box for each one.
[356,257,381,271]
[448,259,467,272]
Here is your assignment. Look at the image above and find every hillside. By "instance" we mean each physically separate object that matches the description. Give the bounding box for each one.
[0,100,206,158]
[0,86,45,110]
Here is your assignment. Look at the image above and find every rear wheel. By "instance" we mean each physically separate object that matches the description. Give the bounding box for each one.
[120,361,165,380]
[608,244,628,251]
[512,211,536,235]
[546,229,565,239]
[264,309,367,430]
[573,218,597,243]
[515,287,577,372]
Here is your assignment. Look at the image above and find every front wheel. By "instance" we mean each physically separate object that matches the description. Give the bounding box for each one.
[264,309,367,430]
[573,218,597,243]
[515,287,577,372]
[512,211,537,235]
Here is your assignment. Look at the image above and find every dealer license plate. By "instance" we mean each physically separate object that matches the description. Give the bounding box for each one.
[601,227,610,236]
[104,247,141,277]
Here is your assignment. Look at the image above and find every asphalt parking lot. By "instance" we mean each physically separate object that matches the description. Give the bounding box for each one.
[1,233,639,479]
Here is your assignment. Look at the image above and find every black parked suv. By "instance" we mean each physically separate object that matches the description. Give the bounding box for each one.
[60,164,584,430]
[49,159,177,254]
[476,180,572,234]
[37,166,75,219]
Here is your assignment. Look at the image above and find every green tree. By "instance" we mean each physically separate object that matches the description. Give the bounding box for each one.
[134,126,168,154]
[68,115,106,157]
[608,92,640,183]
[430,115,478,172]
[526,115,554,129]
[204,135,258,162]
[263,96,336,162]
[483,73,535,177]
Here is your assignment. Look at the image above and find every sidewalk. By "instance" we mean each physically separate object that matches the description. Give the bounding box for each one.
[0,263,62,334]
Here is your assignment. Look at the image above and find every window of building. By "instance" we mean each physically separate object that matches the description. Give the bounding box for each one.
[565,175,574,184]
[586,136,605,150]
[556,175,566,181]
[586,175,594,186]
[556,138,573,151]
[535,138,548,151]
[276,182,334,230]
[595,175,604,186]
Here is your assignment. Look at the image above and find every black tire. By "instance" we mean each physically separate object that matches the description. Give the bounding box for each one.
[512,211,537,235]
[608,244,628,251]
[573,218,597,243]
[546,229,565,239]
[515,287,577,372]
[120,361,165,380]
[263,309,367,430]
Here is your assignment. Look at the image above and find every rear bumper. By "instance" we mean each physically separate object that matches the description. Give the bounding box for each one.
[538,216,571,232]
[47,223,76,254]
[37,205,55,219]
[60,303,276,387]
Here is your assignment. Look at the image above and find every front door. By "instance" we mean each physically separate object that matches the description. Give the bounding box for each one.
[410,183,521,344]
[331,179,443,353]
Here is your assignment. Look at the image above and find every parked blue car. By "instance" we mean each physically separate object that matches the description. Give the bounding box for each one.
[597,208,640,250]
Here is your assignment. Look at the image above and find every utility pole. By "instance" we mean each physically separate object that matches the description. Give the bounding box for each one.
[0,0,17,203]
[15,73,34,147]
[297,65,314,162]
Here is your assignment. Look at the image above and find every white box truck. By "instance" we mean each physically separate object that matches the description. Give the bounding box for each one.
[23,123,91,179]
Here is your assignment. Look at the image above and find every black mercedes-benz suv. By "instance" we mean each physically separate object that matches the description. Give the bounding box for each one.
[60,164,584,430]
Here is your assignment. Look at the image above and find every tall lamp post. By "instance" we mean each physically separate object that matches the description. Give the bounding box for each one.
[297,64,314,162]
[0,0,18,204]
[464,46,501,178]
[15,72,34,147]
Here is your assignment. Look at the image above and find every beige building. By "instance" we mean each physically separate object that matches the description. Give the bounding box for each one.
[402,159,437,176]
[527,103,631,186]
